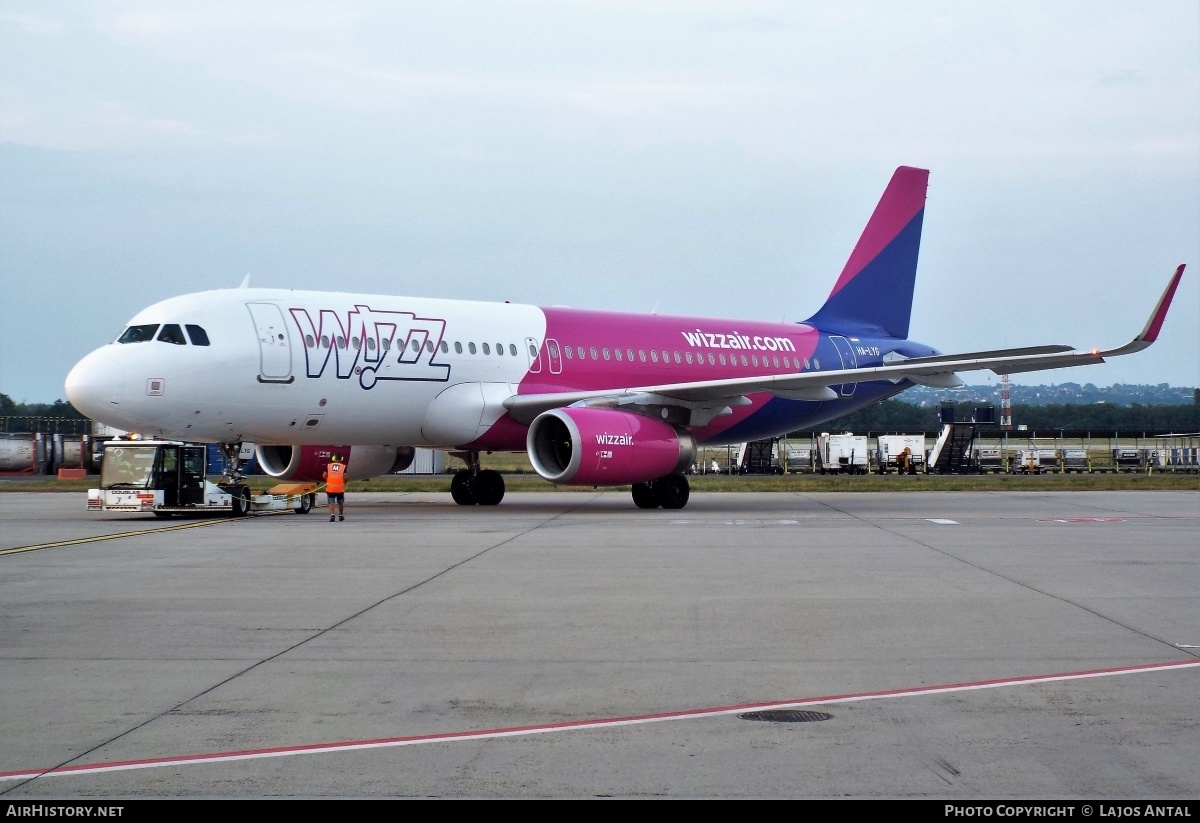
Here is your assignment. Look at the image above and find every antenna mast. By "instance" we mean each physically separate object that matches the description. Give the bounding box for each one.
[999,374,1013,431]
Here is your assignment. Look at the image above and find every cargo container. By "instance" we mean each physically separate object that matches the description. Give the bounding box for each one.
[973,446,1005,472]
[817,434,869,474]
[1061,449,1089,473]
[875,434,926,474]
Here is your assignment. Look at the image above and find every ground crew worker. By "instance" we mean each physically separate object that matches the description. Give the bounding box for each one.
[323,453,347,521]
[897,446,912,475]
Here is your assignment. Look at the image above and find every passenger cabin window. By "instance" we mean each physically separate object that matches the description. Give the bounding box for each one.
[440,341,449,353]
[469,342,477,354]
[185,325,210,346]
[118,324,159,344]
[455,342,463,354]
[482,343,491,355]
[509,343,518,356]
[157,324,187,345]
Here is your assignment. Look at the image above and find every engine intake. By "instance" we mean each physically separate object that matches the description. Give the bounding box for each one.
[527,407,696,486]
[256,444,415,481]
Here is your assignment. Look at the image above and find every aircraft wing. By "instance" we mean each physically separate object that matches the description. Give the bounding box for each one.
[503,264,1185,425]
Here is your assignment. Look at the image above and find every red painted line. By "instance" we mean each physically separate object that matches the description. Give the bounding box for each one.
[2,658,1196,782]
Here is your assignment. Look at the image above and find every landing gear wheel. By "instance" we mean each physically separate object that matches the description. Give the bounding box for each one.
[296,493,313,514]
[450,471,477,505]
[471,469,505,506]
[631,482,659,509]
[229,485,250,517]
[654,473,690,510]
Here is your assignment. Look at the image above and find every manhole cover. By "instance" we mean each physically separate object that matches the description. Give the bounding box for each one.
[739,709,832,723]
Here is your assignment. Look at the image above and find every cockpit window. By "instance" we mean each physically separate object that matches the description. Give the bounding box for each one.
[117,324,160,344]
[157,324,187,345]
[185,325,210,346]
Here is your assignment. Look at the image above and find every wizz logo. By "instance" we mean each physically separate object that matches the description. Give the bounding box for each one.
[680,329,796,352]
[290,305,451,389]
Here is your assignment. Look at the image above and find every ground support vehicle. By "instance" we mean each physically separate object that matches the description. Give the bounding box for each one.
[88,440,318,517]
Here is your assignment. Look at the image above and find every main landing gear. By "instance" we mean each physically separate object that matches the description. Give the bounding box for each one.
[217,442,251,517]
[450,451,505,506]
[631,473,690,510]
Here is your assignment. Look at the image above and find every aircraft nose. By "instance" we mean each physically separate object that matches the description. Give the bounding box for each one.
[65,350,124,419]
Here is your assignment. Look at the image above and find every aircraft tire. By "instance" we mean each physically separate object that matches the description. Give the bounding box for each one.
[631,482,659,509]
[471,470,505,506]
[655,473,690,510]
[230,485,250,517]
[450,471,476,505]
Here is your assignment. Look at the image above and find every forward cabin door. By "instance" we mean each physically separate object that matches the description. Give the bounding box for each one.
[247,303,294,383]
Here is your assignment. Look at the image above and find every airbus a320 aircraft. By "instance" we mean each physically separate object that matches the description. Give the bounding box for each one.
[65,167,1185,510]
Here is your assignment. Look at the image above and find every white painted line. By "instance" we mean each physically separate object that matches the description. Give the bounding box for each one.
[927,518,959,525]
[3,659,1196,782]
[671,519,800,526]
[1039,517,1126,523]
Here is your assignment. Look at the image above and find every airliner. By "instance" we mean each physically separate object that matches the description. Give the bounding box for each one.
[64,167,1185,509]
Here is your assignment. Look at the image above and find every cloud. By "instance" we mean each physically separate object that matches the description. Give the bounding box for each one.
[0,11,63,35]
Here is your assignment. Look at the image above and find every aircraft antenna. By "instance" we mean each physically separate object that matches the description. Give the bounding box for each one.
[999,374,1013,431]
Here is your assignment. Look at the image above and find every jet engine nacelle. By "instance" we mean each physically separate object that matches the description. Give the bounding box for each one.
[527,407,696,486]
[256,444,415,481]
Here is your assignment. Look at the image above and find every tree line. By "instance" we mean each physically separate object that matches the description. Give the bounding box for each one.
[0,394,87,433]
[801,399,1200,435]
[2,392,1197,437]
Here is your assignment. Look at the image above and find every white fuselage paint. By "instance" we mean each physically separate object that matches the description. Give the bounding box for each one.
[69,289,545,446]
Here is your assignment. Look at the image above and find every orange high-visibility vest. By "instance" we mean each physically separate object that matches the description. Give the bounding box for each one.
[324,462,346,493]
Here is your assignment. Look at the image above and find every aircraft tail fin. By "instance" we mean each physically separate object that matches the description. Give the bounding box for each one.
[803,166,929,339]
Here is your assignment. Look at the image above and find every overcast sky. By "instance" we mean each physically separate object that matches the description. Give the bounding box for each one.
[2,1,1197,404]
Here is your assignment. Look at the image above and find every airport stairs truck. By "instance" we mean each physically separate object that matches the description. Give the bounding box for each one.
[927,405,996,474]
[88,439,318,517]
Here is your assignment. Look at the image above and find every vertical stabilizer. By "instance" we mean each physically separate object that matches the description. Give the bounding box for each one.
[804,166,929,339]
